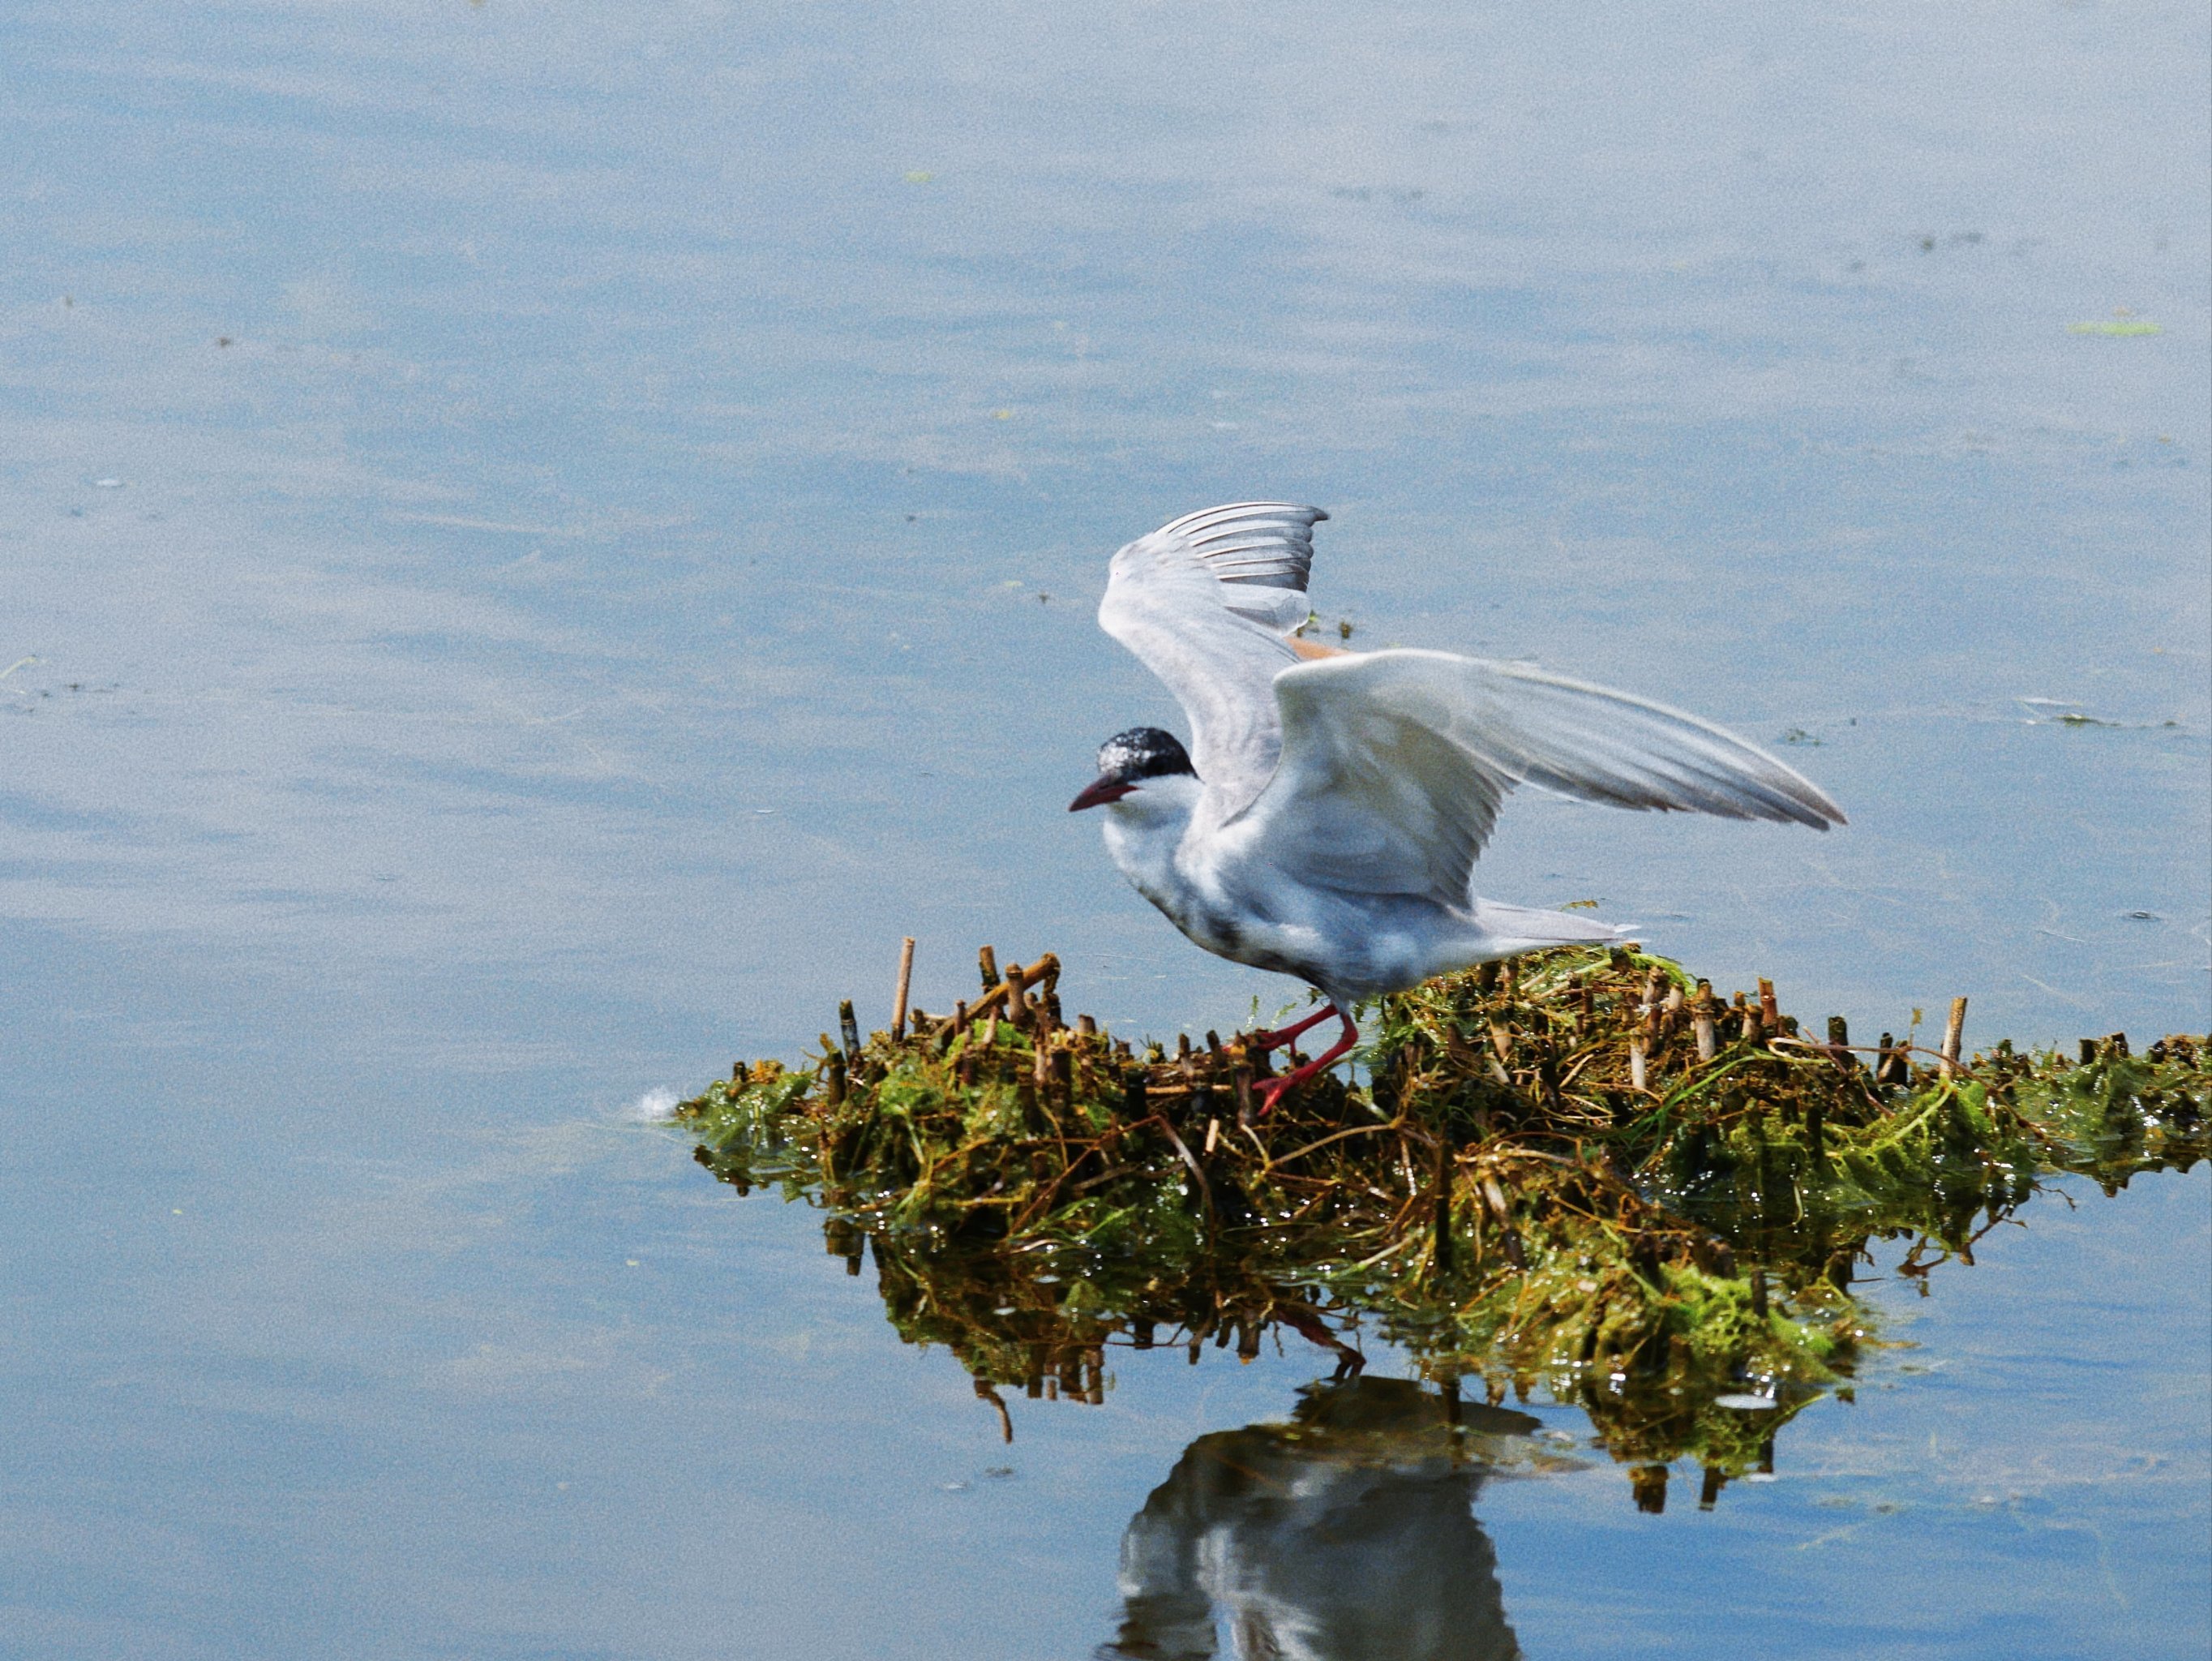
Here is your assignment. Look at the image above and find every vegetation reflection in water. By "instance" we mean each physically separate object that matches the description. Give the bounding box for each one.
[679,943,2207,1513]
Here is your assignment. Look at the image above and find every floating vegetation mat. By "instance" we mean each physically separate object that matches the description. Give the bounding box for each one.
[679,944,2206,1502]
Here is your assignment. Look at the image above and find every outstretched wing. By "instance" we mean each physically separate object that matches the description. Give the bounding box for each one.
[1097,503,1328,818]
[1239,650,1845,908]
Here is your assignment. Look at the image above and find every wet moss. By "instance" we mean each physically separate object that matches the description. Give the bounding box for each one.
[679,946,2206,1483]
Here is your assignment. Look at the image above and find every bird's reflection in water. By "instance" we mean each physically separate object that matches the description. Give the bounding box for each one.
[1102,1376,1540,1661]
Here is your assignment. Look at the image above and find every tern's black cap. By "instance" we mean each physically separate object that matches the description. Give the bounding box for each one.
[1096,727,1196,783]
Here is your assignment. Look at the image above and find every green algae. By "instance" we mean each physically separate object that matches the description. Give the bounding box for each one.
[679,946,2206,1493]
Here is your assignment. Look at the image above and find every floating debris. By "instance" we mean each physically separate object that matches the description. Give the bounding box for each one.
[679,943,2206,1492]
[2067,318,2162,337]
[2017,697,2124,727]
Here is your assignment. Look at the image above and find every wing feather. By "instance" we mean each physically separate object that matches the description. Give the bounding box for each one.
[1241,650,1843,908]
[1097,503,1328,815]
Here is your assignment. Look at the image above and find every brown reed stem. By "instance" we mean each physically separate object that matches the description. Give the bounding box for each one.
[892,937,915,1041]
[1940,997,1968,1079]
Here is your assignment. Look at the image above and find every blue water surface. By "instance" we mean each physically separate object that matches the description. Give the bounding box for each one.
[2,1,2206,1655]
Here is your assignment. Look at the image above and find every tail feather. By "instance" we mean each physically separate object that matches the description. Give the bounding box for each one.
[1468,899,1633,951]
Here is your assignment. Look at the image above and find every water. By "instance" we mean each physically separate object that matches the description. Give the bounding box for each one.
[2,0,2206,1655]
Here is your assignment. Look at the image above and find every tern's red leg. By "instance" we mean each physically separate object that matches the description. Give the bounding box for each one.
[1253,1007,1361,1115]
[1250,1004,1337,1052]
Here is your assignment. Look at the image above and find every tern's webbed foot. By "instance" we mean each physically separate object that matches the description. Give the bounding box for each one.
[1250,1007,1361,1115]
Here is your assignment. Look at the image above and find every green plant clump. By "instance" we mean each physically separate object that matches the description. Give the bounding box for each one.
[681,946,2206,1483]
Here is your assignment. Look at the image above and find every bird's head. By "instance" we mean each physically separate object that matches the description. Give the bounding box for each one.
[1069,727,1198,813]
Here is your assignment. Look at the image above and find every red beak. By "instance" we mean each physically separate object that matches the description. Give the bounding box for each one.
[1069,775,1136,812]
